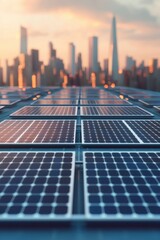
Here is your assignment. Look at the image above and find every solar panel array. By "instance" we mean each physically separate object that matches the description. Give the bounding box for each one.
[82,120,160,145]
[11,106,78,118]
[84,151,160,220]
[0,120,76,145]
[0,151,75,220]
[0,86,160,223]
[81,106,153,118]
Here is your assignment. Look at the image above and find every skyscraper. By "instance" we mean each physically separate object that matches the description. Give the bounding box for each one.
[68,43,76,76]
[108,16,119,81]
[20,26,27,54]
[88,36,98,75]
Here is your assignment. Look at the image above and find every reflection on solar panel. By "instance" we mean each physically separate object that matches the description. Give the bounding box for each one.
[32,100,78,106]
[84,151,160,220]
[11,106,78,118]
[82,120,160,145]
[81,100,131,106]
[0,120,76,145]
[129,95,160,101]
[140,99,160,107]
[0,99,20,106]
[0,151,75,220]
[81,106,153,119]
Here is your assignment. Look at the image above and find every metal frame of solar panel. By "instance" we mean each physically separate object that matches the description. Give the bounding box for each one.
[80,99,132,106]
[80,106,153,119]
[83,151,160,221]
[32,99,79,106]
[154,106,160,112]
[0,120,76,146]
[0,99,20,106]
[0,151,75,221]
[10,106,78,119]
[81,120,160,146]
[129,95,160,101]
[0,106,4,111]
[139,99,160,107]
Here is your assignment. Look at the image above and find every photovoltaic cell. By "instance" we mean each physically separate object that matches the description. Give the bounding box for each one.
[80,100,132,106]
[81,120,160,145]
[0,151,75,221]
[32,99,78,106]
[80,106,153,118]
[10,106,78,118]
[0,120,76,145]
[84,151,160,220]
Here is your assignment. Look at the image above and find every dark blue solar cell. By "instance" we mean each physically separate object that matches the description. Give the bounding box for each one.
[143,195,157,204]
[134,177,146,184]
[8,206,22,214]
[13,195,27,204]
[22,177,35,184]
[0,177,10,184]
[88,186,99,194]
[104,206,117,214]
[54,206,68,215]
[119,206,133,215]
[129,195,143,204]
[148,206,160,214]
[24,206,37,214]
[42,195,55,203]
[57,195,69,204]
[151,186,160,194]
[58,186,69,194]
[145,177,158,184]
[87,177,98,184]
[86,170,96,176]
[99,177,110,184]
[61,170,71,176]
[38,170,49,176]
[102,195,115,204]
[31,185,44,194]
[0,195,13,204]
[134,206,148,214]
[138,185,151,194]
[27,195,41,204]
[116,195,129,204]
[26,170,37,176]
[47,177,59,184]
[122,177,134,184]
[113,186,125,194]
[39,206,52,215]
[45,186,57,193]
[100,186,112,194]
[34,177,46,184]
[18,185,31,193]
[5,185,18,193]
[125,186,138,194]
[89,195,101,204]
[90,206,102,215]
[0,205,7,214]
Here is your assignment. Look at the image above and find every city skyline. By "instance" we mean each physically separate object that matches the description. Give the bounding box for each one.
[0,0,160,69]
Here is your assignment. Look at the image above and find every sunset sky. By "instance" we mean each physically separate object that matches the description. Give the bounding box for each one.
[0,0,160,69]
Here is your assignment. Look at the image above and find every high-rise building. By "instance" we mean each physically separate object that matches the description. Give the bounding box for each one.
[20,26,27,54]
[68,43,76,76]
[49,42,56,60]
[126,56,136,71]
[77,53,82,72]
[0,64,3,86]
[108,16,119,81]
[88,36,98,75]
[149,59,158,74]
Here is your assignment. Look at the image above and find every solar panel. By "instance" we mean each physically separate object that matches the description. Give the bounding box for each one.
[154,106,160,112]
[0,120,76,146]
[129,95,160,101]
[0,99,20,106]
[80,106,153,119]
[44,95,78,100]
[0,106,4,111]
[81,120,160,146]
[32,100,78,106]
[80,100,132,106]
[0,151,75,221]
[140,99,160,107]
[10,106,78,118]
[81,96,118,99]
[84,151,160,221]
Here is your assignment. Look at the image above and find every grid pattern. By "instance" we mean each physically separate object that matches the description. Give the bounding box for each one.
[0,120,76,145]
[82,120,160,145]
[0,152,75,220]
[84,151,160,220]
[80,106,153,118]
[32,99,78,106]
[11,106,78,118]
[80,100,132,106]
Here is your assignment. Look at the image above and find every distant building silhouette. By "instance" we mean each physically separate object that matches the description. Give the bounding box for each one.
[108,16,119,81]
[20,26,27,54]
[68,43,76,76]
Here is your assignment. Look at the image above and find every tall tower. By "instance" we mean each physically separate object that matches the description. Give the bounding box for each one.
[88,36,98,75]
[108,16,119,81]
[20,26,27,54]
[68,43,76,76]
